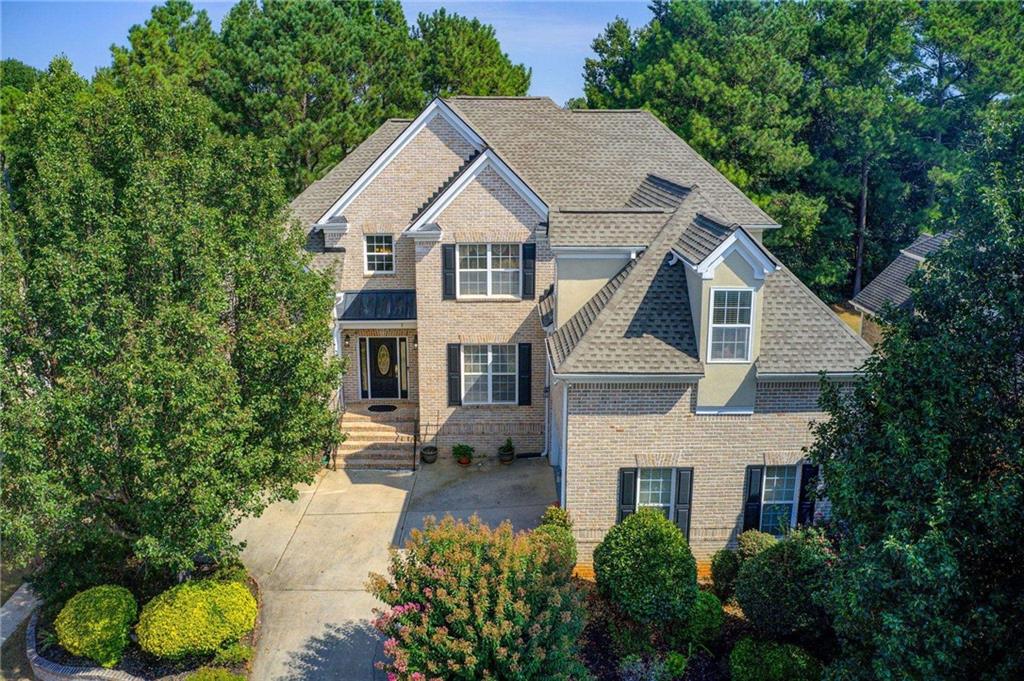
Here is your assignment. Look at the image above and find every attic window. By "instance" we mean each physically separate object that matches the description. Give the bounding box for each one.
[709,289,753,362]
[365,235,394,274]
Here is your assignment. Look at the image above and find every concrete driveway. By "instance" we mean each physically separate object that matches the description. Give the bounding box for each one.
[234,457,557,681]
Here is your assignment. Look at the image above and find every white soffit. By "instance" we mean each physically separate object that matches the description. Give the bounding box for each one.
[316,99,484,224]
[408,148,548,231]
[689,229,777,280]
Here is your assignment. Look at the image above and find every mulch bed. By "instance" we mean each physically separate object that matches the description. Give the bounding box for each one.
[33,575,260,680]
[577,582,753,681]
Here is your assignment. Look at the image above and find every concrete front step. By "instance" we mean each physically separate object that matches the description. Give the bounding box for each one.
[342,412,416,424]
[341,457,415,470]
[343,431,414,444]
[338,441,414,454]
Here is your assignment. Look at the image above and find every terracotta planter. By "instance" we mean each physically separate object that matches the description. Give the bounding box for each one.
[420,446,438,464]
[457,456,472,467]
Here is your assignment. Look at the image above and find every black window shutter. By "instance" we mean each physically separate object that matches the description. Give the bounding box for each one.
[618,468,638,522]
[442,244,456,300]
[517,343,531,406]
[446,343,461,406]
[742,465,764,532]
[521,243,536,299]
[674,468,694,540]
[797,464,820,525]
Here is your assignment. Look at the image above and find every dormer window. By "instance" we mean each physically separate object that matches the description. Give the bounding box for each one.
[709,288,753,362]
[365,235,395,274]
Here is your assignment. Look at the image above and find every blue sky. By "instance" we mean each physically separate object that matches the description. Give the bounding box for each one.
[1,1,653,104]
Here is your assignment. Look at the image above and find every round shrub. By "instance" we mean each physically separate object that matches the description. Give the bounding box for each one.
[54,585,137,668]
[186,668,246,681]
[532,522,577,569]
[539,505,573,529]
[737,529,777,562]
[710,548,740,599]
[137,579,257,659]
[681,591,723,646]
[735,529,834,644]
[729,637,822,681]
[593,508,697,625]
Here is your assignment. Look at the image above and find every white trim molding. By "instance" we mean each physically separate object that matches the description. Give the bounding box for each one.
[695,405,754,416]
[756,371,861,382]
[707,287,755,364]
[550,246,644,259]
[684,228,777,281]
[551,372,702,384]
[316,99,484,224]
[408,148,548,231]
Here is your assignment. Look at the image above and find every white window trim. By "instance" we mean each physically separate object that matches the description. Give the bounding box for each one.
[455,243,523,300]
[707,287,755,363]
[759,465,802,536]
[460,344,518,405]
[364,234,395,275]
[636,467,676,516]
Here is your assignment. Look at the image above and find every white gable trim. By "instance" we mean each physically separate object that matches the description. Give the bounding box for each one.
[315,99,484,224]
[408,148,548,231]
[683,229,776,280]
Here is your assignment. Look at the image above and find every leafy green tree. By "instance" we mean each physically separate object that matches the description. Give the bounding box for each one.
[209,0,422,195]
[414,8,530,98]
[110,0,218,87]
[1,59,42,176]
[0,59,340,600]
[810,100,1024,679]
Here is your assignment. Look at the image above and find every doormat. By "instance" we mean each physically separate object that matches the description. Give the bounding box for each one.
[368,404,397,413]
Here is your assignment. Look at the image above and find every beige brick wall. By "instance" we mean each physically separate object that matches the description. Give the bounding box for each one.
[564,380,830,565]
[414,165,552,457]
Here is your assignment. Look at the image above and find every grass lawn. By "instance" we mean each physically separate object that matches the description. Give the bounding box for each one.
[1,619,33,681]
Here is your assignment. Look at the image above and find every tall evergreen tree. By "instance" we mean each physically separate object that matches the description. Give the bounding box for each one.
[810,99,1024,679]
[415,8,530,98]
[110,0,218,88]
[209,0,422,195]
[0,59,340,599]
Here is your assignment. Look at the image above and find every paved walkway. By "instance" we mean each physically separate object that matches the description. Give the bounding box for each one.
[234,457,557,681]
[0,584,39,647]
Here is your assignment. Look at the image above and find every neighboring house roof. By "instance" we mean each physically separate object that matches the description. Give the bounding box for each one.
[758,268,872,375]
[850,231,953,316]
[546,197,711,376]
[340,290,417,322]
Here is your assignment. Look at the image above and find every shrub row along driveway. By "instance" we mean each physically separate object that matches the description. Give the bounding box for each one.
[233,457,558,680]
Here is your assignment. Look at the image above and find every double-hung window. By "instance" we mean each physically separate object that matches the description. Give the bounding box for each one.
[760,465,798,536]
[619,467,694,539]
[365,235,394,273]
[637,468,675,518]
[461,344,517,404]
[709,289,753,361]
[457,243,521,297]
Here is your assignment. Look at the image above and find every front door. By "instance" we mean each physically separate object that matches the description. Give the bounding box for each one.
[368,337,399,399]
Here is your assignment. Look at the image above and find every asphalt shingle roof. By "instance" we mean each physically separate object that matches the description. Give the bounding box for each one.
[547,209,673,247]
[626,175,690,208]
[674,212,735,264]
[759,268,872,374]
[851,231,953,315]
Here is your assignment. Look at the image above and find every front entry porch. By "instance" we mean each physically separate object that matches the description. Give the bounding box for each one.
[335,402,419,470]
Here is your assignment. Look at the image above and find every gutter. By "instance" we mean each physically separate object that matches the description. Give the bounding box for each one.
[756,371,861,382]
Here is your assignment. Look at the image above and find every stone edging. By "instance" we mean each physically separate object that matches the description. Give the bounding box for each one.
[26,576,263,681]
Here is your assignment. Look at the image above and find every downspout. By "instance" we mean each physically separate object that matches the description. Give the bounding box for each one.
[560,378,569,507]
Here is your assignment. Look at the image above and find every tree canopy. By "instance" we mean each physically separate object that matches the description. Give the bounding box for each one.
[810,100,1024,679]
[579,0,1023,301]
[0,60,340,599]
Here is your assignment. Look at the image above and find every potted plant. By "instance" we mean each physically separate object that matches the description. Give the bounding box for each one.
[498,438,515,465]
[453,443,474,467]
[420,445,438,464]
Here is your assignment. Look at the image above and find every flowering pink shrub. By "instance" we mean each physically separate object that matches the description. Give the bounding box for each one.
[367,515,587,680]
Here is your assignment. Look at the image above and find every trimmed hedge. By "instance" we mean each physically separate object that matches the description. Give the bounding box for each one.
[137,579,257,659]
[735,529,834,645]
[710,548,740,599]
[54,585,137,667]
[730,637,822,681]
[737,529,776,562]
[681,590,723,646]
[539,505,573,530]
[532,523,578,569]
[186,668,246,681]
[593,508,697,625]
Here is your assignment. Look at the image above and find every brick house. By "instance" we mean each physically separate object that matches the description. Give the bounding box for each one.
[290,97,871,566]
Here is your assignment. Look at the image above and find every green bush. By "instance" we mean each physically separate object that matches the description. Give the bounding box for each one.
[186,668,246,681]
[737,529,777,562]
[710,548,740,599]
[729,637,822,681]
[452,443,473,461]
[211,561,249,585]
[617,654,666,681]
[593,508,697,625]
[137,579,257,659]
[368,515,587,679]
[735,529,834,645]
[664,650,689,679]
[54,585,137,667]
[212,641,253,666]
[532,523,578,569]
[680,591,723,646]
[539,505,573,529]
